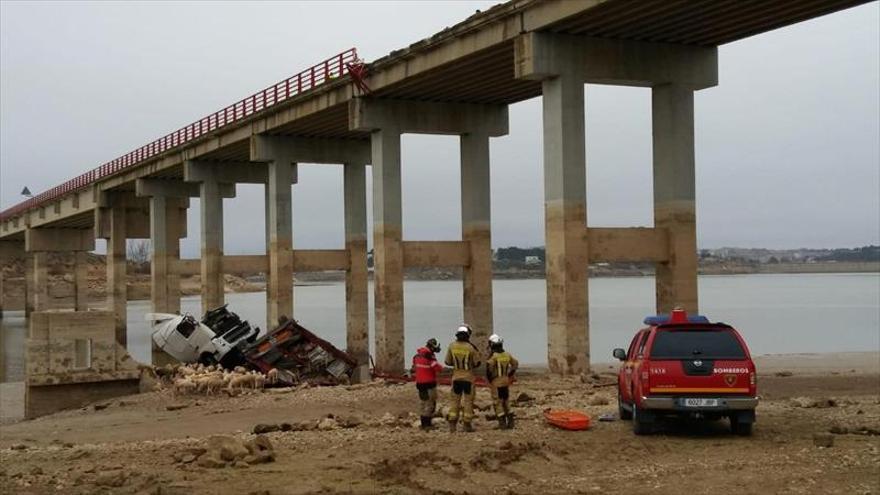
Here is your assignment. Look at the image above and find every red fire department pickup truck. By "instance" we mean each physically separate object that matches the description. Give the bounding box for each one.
[613,309,758,436]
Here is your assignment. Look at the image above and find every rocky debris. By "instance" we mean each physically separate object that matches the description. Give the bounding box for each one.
[336,415,364,429]
[813,432,834,448]
[93,403,110,411]
[515,392,535,404]
[774,371,794,377]
[790,397,837,409]
[208,435,250,462]
[829,424,880,436]
[95,469,126,487]
[292,420,317,431]
[830,424,849,434]
[252,423,281,434]
[196,455,226,469]
[174,435,279,469]
[266,387,297,395]
[9,443,28,451]
[29,466,43,475]
[166,403,190,411]
[243,435,276,465]
[318,417,339,431]
[587,395,610,406]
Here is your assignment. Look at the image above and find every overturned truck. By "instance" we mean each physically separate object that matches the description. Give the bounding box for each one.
[148,306,357,385]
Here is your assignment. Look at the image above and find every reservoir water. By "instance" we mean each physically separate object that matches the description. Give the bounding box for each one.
[1,273,878,382]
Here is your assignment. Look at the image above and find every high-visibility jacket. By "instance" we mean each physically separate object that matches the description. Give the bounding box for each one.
[412,347,443,384]
[486,350,518,387]
[444,340,481,382]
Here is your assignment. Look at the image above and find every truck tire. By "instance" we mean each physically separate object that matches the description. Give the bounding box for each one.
[618,392,632,420]
[632,404,652,435]
[730,412,753,436]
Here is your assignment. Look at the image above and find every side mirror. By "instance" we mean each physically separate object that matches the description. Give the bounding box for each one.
[612,348,627,361]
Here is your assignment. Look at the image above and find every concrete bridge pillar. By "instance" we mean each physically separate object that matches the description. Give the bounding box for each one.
[460,132,494,347]
[266,160,295,329]
[369,128,404,374]
[73,251,89,311]
[96,192,151,347]
[653,84,698,314]
[25,252,34,316]
[199,178,225,313]
[350,98,508,373]
[0,240,26,318]
[31,251,50,311]
[107,206,128,345]
[515,32,717,373]
[148,196,183,316]
[539,70,590,375]
[344,163,369,366]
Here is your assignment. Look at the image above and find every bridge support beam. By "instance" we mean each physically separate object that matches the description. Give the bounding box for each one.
[251,135,371,368]
[515,32,717,374]
[350,98,507,373]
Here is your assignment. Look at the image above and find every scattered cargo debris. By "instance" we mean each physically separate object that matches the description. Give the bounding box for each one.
[245,319,357,385]
[148,306,357,385]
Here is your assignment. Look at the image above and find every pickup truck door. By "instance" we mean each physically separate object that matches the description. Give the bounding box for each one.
[623,330,647,402]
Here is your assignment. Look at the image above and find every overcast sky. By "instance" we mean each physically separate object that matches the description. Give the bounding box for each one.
[1,1,878,257]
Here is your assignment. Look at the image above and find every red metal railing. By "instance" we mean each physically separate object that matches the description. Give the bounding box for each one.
[0,48,359,221]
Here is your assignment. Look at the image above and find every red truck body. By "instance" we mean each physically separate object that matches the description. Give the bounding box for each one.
[614,309,758,435]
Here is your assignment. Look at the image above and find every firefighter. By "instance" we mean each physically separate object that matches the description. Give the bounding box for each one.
[486,334,519,429]
[445,324,482,432]
[411,338,444,430]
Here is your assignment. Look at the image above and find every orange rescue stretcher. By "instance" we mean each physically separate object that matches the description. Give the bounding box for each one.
[543,409,592,430]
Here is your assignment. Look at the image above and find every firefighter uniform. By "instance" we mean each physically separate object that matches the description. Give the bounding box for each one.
[486,347,518,429]
[444,339,481,430]
[412,344,443,429]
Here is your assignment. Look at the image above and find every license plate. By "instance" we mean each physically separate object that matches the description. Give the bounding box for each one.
[683,398,718,407]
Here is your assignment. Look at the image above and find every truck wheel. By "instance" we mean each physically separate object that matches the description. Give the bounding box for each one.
[730,413,753,436]
[618,393,632,420]
[632,404,651,435]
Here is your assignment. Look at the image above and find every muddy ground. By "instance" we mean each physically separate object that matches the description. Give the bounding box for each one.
[1,360,878,495]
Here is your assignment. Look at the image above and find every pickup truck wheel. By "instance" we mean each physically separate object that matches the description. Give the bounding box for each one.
[618,393,632,420]
[632,404,651,435]
[730,413,753,436]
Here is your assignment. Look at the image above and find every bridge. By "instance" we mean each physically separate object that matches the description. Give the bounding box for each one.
[0,0,871,405]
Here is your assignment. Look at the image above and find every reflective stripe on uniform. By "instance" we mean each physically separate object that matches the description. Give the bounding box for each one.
[452,348,471,370]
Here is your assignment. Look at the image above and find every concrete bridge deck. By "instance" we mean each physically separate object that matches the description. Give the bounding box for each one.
[0,0,868,234]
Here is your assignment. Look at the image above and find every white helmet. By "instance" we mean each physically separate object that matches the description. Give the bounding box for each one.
[488,334,503,345]
[455,325,471,337]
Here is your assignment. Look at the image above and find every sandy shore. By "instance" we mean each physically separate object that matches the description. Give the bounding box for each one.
[0,351,878,494]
